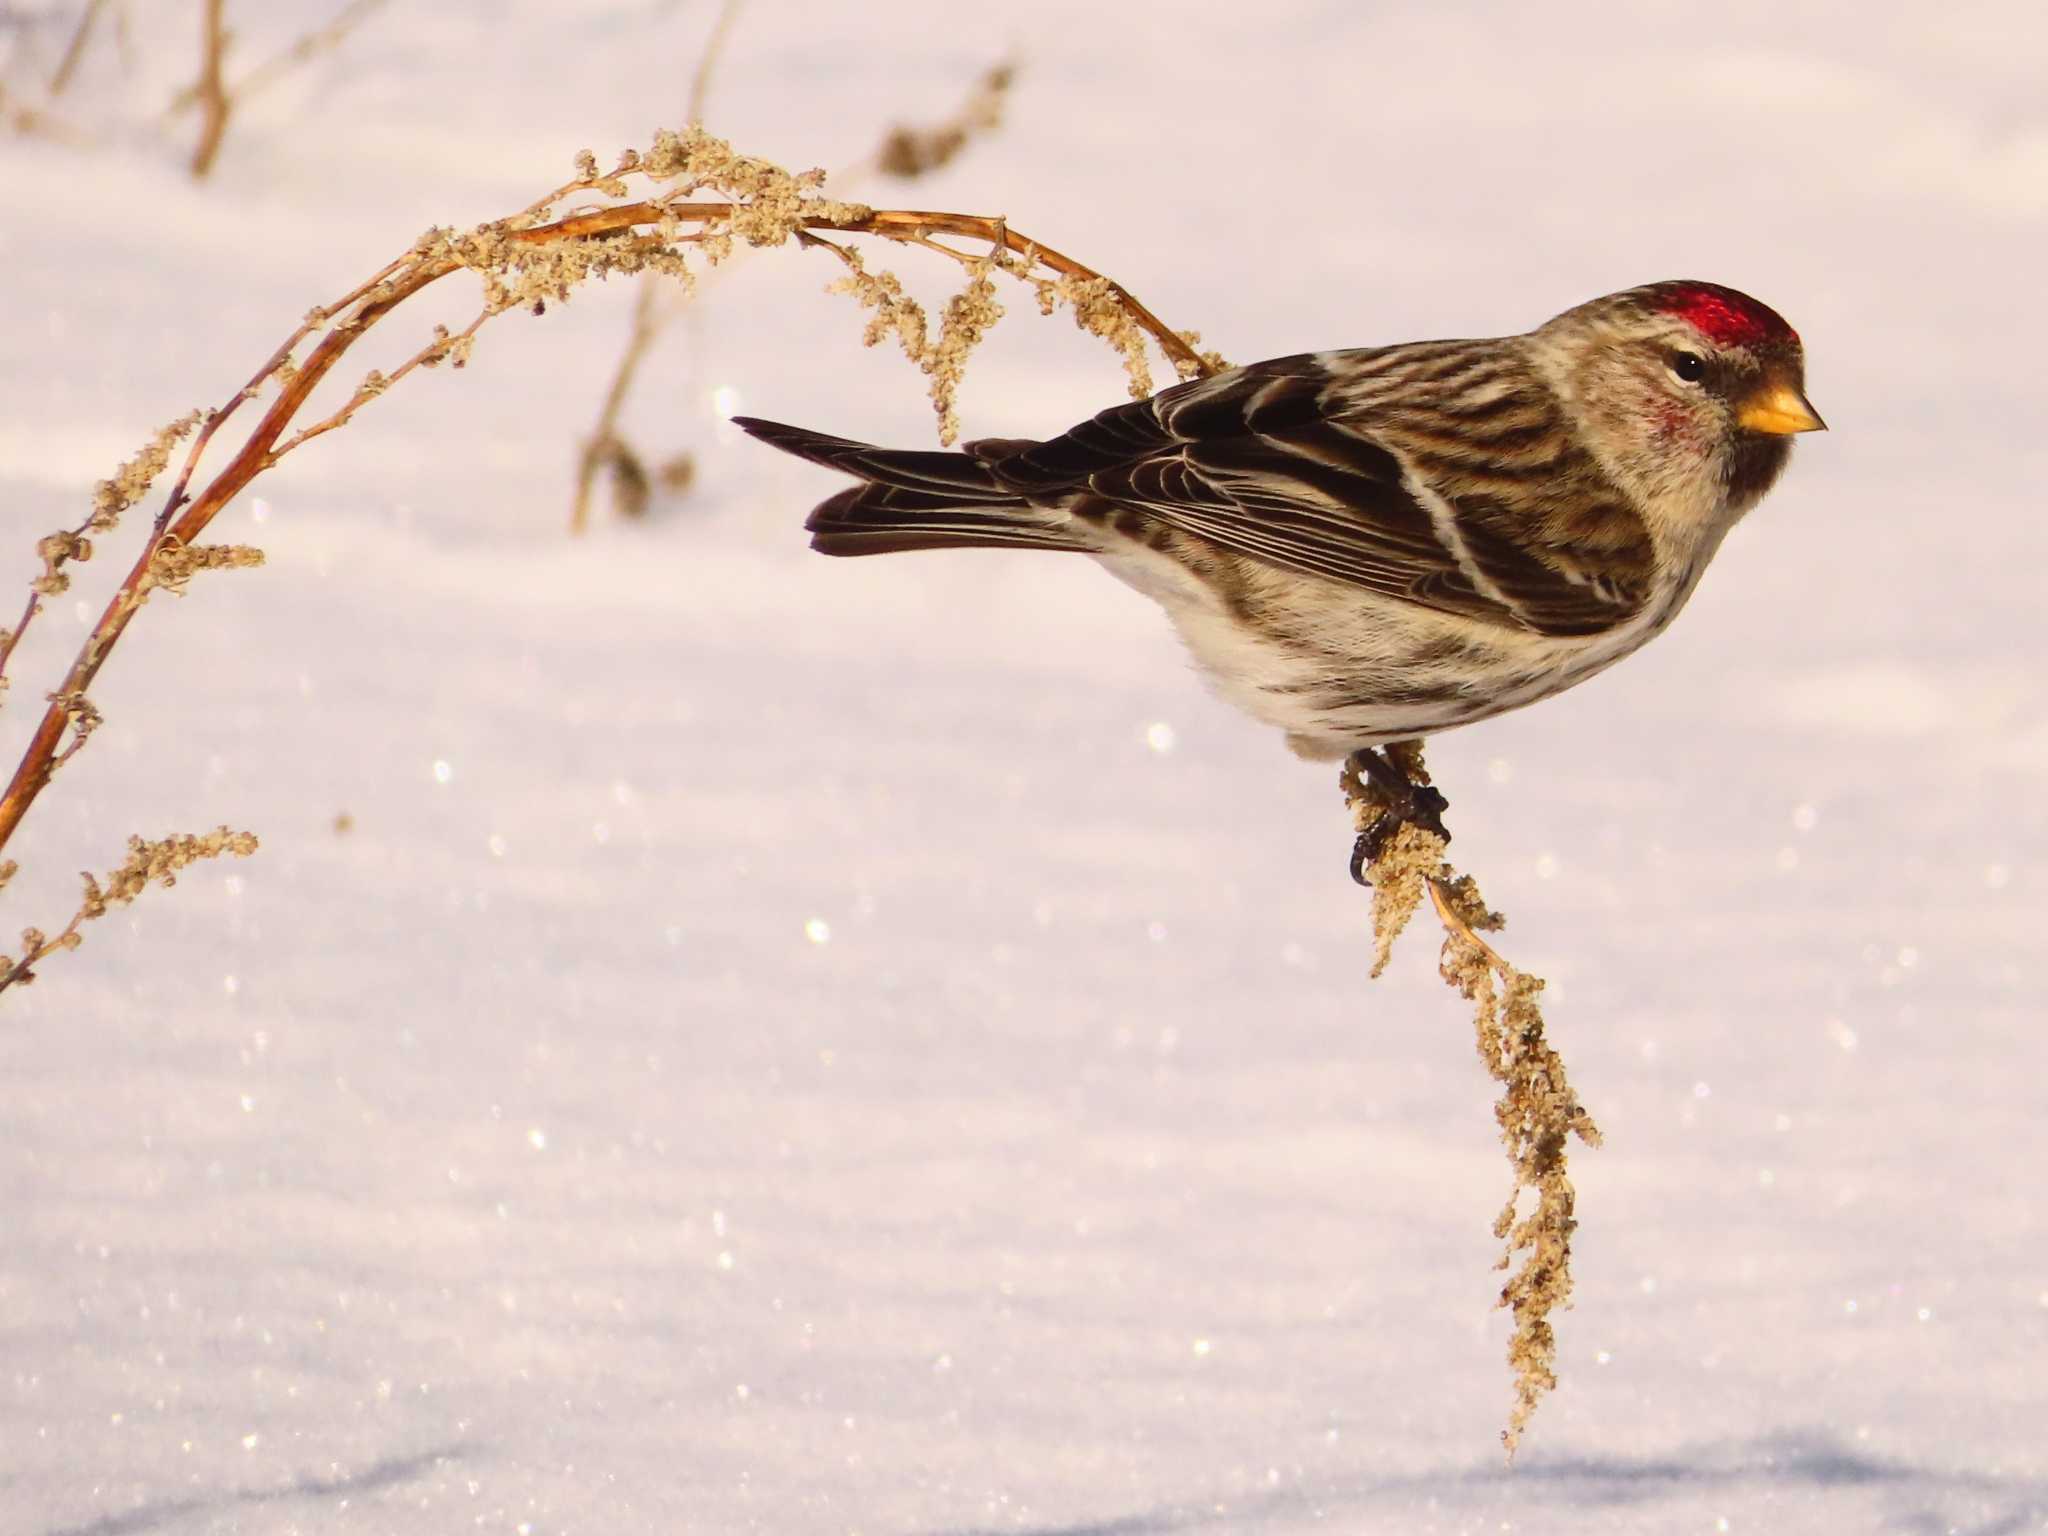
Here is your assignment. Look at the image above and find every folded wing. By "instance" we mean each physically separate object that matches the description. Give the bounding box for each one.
[980,353,1650,639]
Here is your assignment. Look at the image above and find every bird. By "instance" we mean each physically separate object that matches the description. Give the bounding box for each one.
[734,280,1823,878]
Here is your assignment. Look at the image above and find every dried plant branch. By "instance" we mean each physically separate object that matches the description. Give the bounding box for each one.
[206,0,385,110]
[46,0,107,95]
[0,825,257,994]
[163,0,387,175]
[48,689,102,769]
[0,77,84,143]
[566,0,740,534]
[187,0,227,177]
[874,61,1013,179]
[0,409,205,712]
[569,278,664,533]
[1348,744,1602,1455]
[2,0,121,143]
[684,0,740,127]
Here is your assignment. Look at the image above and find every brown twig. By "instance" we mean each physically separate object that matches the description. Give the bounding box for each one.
[47,0,108,95]
[0,249,449,856]
[874,62,1014,179]
[0,79,86,144]
[0,825,257,994]
[1425,873,1509,970]
[168,0,388,117]
[566,0,738,536]
[188,0,228,177]
[685,0,740,127]
[221,0,383,106]
[538,200,1215,380]
[569,279,664,534]
[0,588,43,690]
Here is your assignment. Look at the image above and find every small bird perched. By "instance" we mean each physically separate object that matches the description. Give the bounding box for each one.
[736,280,1822,876]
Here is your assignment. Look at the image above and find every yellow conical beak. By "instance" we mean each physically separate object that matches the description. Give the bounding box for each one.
[1738,382,1827,435]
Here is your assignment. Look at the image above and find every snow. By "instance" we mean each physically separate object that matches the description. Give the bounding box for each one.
[2,2,2044,1532]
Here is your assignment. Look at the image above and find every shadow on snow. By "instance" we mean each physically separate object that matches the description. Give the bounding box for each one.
[38,1442,472,1536]
[926,1429,2047,1536]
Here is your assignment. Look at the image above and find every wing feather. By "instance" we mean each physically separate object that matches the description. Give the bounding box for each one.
[983,352,1649,638]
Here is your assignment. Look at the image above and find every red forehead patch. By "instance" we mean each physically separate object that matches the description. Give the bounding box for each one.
[1652,282,1798,348]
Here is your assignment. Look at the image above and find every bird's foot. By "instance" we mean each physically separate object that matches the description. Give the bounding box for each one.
[1345,746,1451,886]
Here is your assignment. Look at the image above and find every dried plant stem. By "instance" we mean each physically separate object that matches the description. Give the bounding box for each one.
[684,0,741,127]
[169,0,387,175]
[1350,747,1602,1455]
[874,61,1014,179]
[0,826,258,994]
[215,0,386,108]
[0,586,43,686]
[188,0,228,178]
[567,0,739,534]
[48,0,109,95]
[545,200,1214,379]
[564,205,1199,534]
[0,258,434,856]
[1425,873,1510,970]
[570,279,664,534]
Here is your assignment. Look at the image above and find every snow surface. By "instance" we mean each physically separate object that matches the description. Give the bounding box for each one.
[2,2,2045,1532]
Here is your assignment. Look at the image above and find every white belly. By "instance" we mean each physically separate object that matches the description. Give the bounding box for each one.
[1092,539,1702,759]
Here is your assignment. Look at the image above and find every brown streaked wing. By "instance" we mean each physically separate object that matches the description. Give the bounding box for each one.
[985,352,1650,638]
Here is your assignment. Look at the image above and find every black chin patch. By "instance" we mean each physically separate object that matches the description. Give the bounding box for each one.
[1728,433,1792,507]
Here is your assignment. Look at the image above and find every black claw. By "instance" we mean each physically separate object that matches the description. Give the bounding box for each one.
[1408,784,1451,842]
[1349,814,1400,885]
[1349,826,1378,886]
[1345,747,1452,884]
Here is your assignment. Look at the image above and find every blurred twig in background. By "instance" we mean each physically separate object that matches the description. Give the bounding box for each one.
[874,60,1013,179]
[186,0,226,175]
[568,0,741,534]
[570,16,1017,533]
[45,0,107,94]
[1,0,388,169]
[173,0,390,177]
[0,0,96,139]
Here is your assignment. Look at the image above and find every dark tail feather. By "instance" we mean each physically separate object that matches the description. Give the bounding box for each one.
[732,415,1091,559]
[802,484,1091,557]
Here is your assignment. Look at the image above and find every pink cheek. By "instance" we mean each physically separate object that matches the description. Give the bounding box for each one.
[1653,399,1697,446]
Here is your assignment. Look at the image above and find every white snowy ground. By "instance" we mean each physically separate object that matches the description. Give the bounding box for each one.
[2,2,2044,1532]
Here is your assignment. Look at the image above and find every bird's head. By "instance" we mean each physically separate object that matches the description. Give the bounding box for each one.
[1530,280,1823,549]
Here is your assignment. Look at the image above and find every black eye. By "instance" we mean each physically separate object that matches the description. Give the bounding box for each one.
[1670,351,1707,383]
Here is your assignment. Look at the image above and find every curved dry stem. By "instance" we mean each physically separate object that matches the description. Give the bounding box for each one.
[0,125,1218,907]
[524,201,1218,377]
